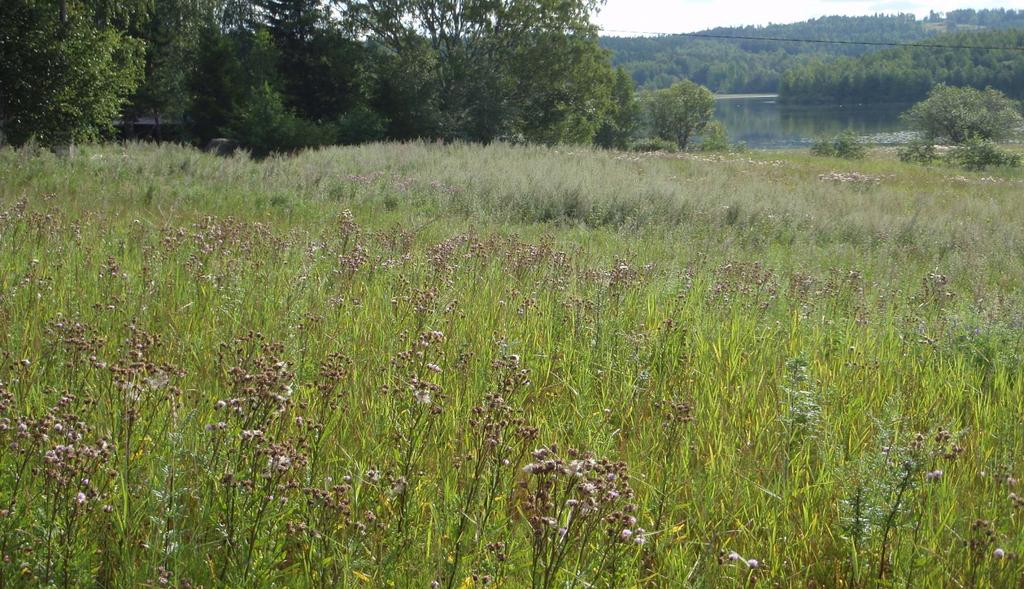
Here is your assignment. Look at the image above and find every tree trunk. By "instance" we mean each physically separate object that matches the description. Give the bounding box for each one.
[59,0,67,24]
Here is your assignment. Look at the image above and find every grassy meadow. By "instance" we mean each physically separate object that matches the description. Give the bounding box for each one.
[0,141,1023,587]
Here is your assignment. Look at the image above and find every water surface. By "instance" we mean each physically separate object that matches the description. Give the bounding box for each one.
[714,95,913,149]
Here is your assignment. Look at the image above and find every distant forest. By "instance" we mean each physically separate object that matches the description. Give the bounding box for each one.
[779,29,1024,104]
[601,9,1024,95]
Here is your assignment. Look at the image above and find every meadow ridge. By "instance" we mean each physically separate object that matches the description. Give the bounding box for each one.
[0,142,1023,587]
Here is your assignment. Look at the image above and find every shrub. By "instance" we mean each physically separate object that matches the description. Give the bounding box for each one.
[897,140,938,164]
[698,120,730,152]
[628,137,678,152]
[811,130,867,159]
[225,83,334,157]
[902,84,1024,145]
[335,105,388,145]
[810,139,831,157]
[946,138,1022,171]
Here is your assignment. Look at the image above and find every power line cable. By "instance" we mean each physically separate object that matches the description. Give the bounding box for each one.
[598,28,1024,52]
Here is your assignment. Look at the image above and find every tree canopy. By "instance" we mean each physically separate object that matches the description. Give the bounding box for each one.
[1,0,145,146]
[2,0,644,153]
[336,0,614,143]
[645,80,715,151]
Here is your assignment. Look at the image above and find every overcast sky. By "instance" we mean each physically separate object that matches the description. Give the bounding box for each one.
[596,1,1024,35]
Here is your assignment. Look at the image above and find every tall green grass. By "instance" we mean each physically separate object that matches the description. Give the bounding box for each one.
[0,142,1021,587]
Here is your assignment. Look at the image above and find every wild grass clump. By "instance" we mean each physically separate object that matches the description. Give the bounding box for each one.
[0,141,1022,586]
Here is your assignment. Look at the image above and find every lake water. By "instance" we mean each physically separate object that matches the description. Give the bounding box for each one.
[713,95,914,149]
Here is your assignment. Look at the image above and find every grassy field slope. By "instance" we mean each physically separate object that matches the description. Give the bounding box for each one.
[0,142,1022,587]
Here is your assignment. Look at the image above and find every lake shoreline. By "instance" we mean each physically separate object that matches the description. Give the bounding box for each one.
[714,93,779,100]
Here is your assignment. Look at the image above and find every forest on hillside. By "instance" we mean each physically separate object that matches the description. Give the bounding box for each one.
[779,29,1024,104]
[601,9,1024,94]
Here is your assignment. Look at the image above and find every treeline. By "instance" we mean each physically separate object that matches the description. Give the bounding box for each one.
[925,8,1024,30]
[779,29,1024,104]
[601,10,1024,93]
[1,0,638,153]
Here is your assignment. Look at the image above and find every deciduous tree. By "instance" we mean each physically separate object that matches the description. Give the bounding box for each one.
[0,0,144,147]
[335,0,614,143]
[646,80,715,151]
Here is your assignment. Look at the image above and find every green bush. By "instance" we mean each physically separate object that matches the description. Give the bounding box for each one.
[946,138,1022,171]
[811,130,867,159]
[832,131,866,159]
[698,120,730,152]
[628,137,679,152]
[902,84,1024,144]
[335,105,389,145]
[226,83,334,157]
[897,139,938,164]
[809,139,831,157]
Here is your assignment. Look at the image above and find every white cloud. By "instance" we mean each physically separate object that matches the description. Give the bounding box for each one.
[596,0,1024,35]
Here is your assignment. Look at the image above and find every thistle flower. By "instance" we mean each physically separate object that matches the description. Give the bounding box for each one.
[267,455,292,472]
[241,429,263,441]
